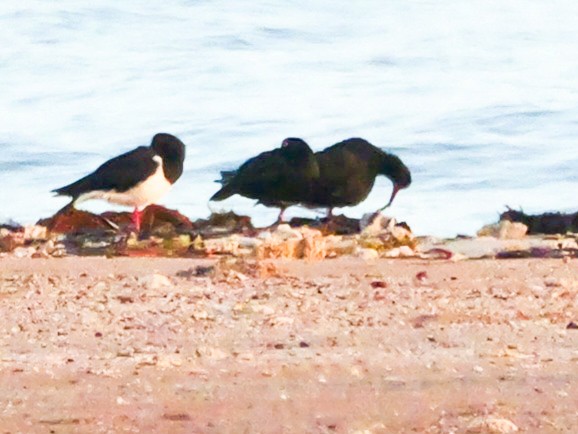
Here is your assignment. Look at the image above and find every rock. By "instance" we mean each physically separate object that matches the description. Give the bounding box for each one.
[12,246,36,258]
[301,227,326,260]
[134,204,194,235]
[92,281,108,292]
[467,416,519,433]
[382,245,413,258]
[38,205,193,235]
[255,226,326,259]
[24,225,48,241]
[383,247,401,258]
[204,236,241,256]
[355,247,379,260]
[237,237,263,249]
[271,224,303,240]
[500,207,578,235]
[361,213,413,240]
[359,214,414,255]
[398,245,415,257]
[325,236,356,256]
[477,220,528,239]
[38,208,114,233]
[256,237,301,259]
[361,213,393,236]
[140,273,172,289]
[288,214,360,235]
[0,232,24,252]
[192,211,254,237]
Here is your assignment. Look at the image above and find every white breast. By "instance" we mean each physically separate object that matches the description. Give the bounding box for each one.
[77,156,172,209]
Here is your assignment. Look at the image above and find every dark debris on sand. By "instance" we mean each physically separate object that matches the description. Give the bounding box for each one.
[501,207,578,235]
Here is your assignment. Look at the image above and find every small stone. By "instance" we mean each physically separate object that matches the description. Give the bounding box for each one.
[271,224,303,240]
[192,310,211,320]
[140,273,171,289]
[566,321,578,330]
[350,366,363,378]
[467,416,519,433]
[360,213,393,235]
[13,246,36,258]
[398,245,415,257]
[237,237,263,249]
[383,247,401,258]
[24,225,48,240]
[477,220,528,240]
[163,413,191,421]
[355,248,379,260]
[415,271,428,282]
[92,281,107,292]
[544,277,562,287]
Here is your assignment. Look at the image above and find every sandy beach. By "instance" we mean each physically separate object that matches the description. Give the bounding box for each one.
[1,256,577,433]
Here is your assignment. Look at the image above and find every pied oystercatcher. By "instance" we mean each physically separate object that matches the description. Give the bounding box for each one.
[52,132,186,231]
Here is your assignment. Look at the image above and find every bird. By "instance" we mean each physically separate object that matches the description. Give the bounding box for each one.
[303,138,411,217]
[210,138,320,223]
[52,133,186,231]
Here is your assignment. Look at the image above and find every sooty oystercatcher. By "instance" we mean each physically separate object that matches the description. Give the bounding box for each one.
[210,138,319,223]
[52,133,186,231]
[304,138,411,216]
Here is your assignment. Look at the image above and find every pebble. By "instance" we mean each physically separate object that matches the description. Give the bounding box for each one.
[467,416,519,433]
[477,220,528,239]
[140,273,172,289]
[355,248,379,260]
[23,225,48,240]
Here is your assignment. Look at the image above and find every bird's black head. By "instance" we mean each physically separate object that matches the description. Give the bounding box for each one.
[281,137,313,158]
[151,133,186,183]
[381,153,411,188]
[379,152,412,208]
[280,137,319,178]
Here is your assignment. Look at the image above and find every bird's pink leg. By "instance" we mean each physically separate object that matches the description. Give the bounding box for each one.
[277,208,286,223]
[131,208,142,232]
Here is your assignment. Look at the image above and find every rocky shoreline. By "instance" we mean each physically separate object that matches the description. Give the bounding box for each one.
[1,206,577,261]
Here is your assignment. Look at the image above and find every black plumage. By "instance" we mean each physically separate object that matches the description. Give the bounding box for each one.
[211,138,319,222]
[52,132,186,230]
[304,138,411,216]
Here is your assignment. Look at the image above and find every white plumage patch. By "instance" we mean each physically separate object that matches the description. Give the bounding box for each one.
[76,155,172,209]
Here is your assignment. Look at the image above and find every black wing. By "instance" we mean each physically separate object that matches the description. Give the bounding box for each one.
[312,140,379,207]
[52,146,159,199]
[210,148,285,201]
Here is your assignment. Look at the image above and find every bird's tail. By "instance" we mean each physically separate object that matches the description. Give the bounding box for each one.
[210,184,235,201]
[215,170,236,184]
[51,173,94,198]
[210,170,238,201]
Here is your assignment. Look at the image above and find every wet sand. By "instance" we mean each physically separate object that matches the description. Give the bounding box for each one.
[0,257,577,433]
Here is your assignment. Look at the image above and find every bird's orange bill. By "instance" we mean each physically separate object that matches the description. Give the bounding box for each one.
[379,183,401,211]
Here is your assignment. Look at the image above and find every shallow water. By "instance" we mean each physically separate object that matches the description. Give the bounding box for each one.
[1,0,577,236]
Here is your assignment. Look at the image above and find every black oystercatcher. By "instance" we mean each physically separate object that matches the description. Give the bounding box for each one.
[210,138,319,223]
[306,138,411,216]
[52,133,186,231]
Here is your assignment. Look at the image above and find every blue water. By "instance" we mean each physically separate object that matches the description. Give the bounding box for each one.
[2,0,578,236]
